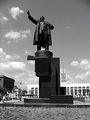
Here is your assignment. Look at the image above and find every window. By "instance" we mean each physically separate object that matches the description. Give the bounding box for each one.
[86,86,89,95]
[71,87,73,95]
[35,87,38,96]
[75,87,77,95]
[66,87,69,95]
[31,88,34,96]
[83,87,85,96]
[78,87,81,95]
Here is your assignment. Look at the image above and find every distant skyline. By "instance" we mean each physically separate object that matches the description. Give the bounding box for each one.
[0,0,90,88]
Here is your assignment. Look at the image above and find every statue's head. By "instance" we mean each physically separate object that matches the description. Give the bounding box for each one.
[40,16,45,21]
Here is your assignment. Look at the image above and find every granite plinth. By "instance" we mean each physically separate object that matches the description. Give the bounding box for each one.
[35,58,60,98]
[27,50,73,104]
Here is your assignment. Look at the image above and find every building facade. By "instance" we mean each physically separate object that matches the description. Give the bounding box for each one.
[0,75,15,92]
[27,85,39,97]
[61,83,90,97]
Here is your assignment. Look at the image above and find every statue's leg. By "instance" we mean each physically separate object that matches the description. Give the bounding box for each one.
[45,44,49,51]
[37,45,41,51]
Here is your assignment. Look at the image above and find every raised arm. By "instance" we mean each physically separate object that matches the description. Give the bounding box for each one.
[27,11,37,25]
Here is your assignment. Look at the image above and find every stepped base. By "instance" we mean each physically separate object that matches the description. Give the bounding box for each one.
[24,95,73,104]
[50,95,73,104]
[24,98,50,103]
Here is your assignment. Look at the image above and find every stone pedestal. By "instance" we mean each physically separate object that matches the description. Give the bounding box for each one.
[35,57,60,98]
[26,50,73,104]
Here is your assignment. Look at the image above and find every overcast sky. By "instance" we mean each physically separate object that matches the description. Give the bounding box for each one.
[0,0,90,88]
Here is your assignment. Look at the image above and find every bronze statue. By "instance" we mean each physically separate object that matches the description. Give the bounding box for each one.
[27,11,54,51]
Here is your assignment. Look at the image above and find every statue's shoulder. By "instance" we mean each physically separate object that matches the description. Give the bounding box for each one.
[44,21,51,25]
[44,21,54,29]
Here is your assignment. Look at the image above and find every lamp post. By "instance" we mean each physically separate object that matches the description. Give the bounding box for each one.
[19,82,22,101]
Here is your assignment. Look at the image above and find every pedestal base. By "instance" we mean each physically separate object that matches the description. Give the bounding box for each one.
[50,95,73,104]
[35,50,53,58]
[24,95,73,104]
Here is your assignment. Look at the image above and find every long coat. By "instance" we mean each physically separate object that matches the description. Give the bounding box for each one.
[28,15,54,48]
[33,21,54,47]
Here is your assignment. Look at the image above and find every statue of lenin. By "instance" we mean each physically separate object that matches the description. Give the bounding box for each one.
[27,11,54,51]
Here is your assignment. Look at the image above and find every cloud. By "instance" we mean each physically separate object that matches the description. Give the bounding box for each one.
[75,71,90,80]
[70,59,90,70]
[0,49,26,73]
[14,70,38,88]
[0,48,26,73]
[0,48,26,71]
[0,48,5,55]
[80,59,88,66]
[0,61,26,74]
[0,48,38,89]
[75,73,86,80]
[2,16,8,21]
[0,48,11,61]
[0,14,8,23]
[0,48,20,62]
[24,50,31,55]
[9,7,24,19]
[4,65,38,89]
[8,61,26,70]
[74,59,90,81]
[70,61,79,67]
[21,29,32,39]
[4,29,32,43]
[28,61,35,65]
[13,53,20,59]
[5,31,20,40]
[79,59,90,70]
